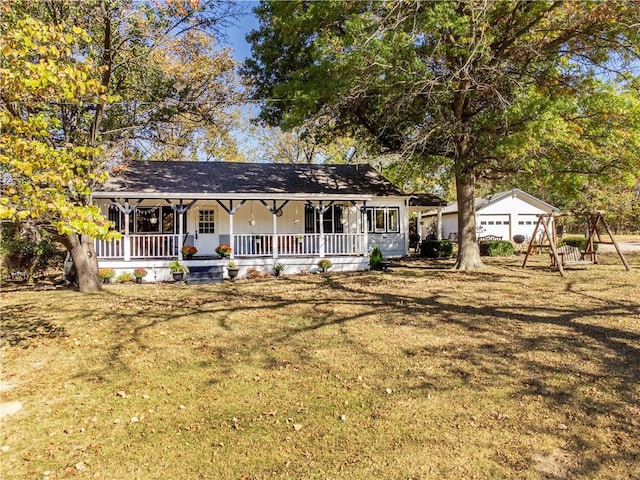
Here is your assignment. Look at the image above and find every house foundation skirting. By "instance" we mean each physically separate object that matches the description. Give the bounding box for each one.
[94,256,369,283]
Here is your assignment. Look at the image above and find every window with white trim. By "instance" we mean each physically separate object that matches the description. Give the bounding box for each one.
[365,207,400,233]
[304,204,344,233]
[199,209,215,234]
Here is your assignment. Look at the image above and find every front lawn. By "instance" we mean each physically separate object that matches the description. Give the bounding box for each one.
[1,254,639,479]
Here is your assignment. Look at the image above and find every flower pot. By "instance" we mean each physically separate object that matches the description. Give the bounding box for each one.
[172,272,184,282]
[135,277,142,284]
[227,268,239,281]
[185,255,193,260]
[102,278,110,284]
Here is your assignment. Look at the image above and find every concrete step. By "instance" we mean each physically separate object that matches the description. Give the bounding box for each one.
[185,265,223,284]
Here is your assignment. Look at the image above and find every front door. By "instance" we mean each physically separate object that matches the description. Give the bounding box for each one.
[195,209,217,255]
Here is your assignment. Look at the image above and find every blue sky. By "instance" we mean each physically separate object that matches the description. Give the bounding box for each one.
[226,1,260,63]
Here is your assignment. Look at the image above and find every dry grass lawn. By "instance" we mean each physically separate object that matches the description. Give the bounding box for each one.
[1,253,639,479]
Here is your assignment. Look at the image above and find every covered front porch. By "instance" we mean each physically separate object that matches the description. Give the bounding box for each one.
[93,196,376,282]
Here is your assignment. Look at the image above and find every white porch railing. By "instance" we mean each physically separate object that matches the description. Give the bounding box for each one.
[95,238,123,259]
[97,233,365,259]
[324,233,365,255]
[95,234,179,259]
[234,234,276,256]
[234,233,364,257]
[130,234,179,258]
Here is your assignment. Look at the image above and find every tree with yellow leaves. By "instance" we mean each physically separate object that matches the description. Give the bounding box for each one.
[1,17,119,292]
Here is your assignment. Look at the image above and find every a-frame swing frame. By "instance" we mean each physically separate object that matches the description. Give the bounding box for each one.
[522,211,631,277]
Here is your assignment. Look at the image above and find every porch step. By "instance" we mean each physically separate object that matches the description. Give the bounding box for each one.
[186,265,223,285]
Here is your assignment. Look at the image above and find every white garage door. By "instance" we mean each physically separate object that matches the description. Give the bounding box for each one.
[478,215,510,239]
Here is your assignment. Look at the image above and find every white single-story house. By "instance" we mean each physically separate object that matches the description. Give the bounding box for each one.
[92,161,445,282]
[420,189,559,242]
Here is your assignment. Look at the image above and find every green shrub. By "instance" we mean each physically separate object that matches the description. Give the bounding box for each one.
[99,268,116,280]
[559,236,598,252]
[369,245,385,270]
[420,240,454,258]
[0,222,63,281]
[479,240,515,256]
[317,259,332,271]
[116,272,134,283]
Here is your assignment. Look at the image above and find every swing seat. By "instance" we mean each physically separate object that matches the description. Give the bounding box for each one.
[550,245,592,267]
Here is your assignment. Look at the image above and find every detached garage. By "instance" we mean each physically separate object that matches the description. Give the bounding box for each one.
[421,189,559,242]
[478,214,511,239]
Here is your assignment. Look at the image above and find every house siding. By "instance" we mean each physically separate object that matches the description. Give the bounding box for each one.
[368,233,405,258]
[422,191,557,242]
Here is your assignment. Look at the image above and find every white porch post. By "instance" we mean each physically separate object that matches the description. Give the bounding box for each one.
[113,199,140,261]
[272,211,278,259]
[437,207,443,241]
[257,200,287,260]
[319,201,325,257]
[404,199,410,256]
[362,201,368,256]
[178,209,184,260]
[124,202,131,261]
[168,199,197,261]
[229,211,235,260]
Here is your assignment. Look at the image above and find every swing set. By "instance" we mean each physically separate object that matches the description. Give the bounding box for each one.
[521,211,631,277]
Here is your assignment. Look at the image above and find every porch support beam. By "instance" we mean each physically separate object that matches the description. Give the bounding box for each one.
[110,198,141,215]
[165,199,197,260]
[305,200,336,258]
[216,200,248,260]
[257,201,289,260]
[348,200,367,256]
[165,199,197,215]
[259,199,289,215]
[215,199,247,215]
[111,199,141,261]
[360,201,368,257]
[307,200,334,214]
[404,198,410,256]
[272,210,278,259]
[319,201,325,257]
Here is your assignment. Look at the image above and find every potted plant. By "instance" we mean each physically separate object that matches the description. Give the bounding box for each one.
[215,244,232,258]
[181,245,197,259]
[116,272,135,283]
[317,258,332,273]
[272,262,285,277]
[168,259,189,282]
[99,268,115,284]
[227,260,240,281]
[133,267,147,283]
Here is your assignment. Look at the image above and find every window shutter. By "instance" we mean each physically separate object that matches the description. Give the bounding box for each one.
[305,205,316,233]
[333,205,344,233]
[108,206,121,231]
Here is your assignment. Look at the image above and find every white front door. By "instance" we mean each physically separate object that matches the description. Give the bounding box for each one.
[195,209,218,255]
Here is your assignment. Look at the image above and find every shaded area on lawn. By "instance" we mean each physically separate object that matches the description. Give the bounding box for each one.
[0,303,69,347]
[1,254,638,479]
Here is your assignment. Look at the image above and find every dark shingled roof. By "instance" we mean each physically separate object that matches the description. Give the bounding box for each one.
[408,193,448,207]
[95,161,406,197]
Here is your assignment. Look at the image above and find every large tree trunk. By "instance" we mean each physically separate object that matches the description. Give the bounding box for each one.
[454,166,484,270]
[60,233,102,293]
